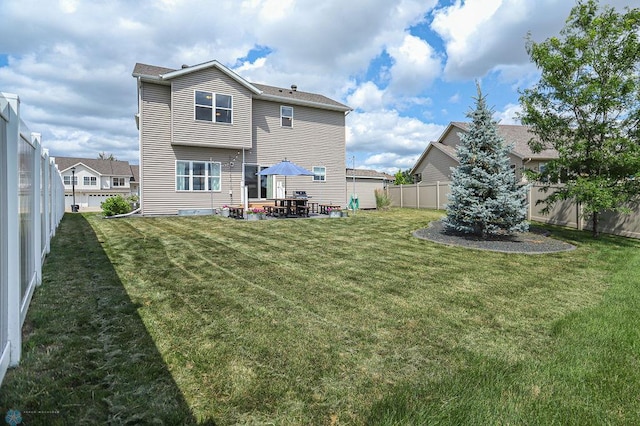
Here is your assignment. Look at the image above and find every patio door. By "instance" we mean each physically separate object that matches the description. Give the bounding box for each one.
[244,164,274,199]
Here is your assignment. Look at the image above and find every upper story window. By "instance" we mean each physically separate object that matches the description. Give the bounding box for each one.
[313,166,326,182]
[84,176,97,186]
[63,175,77,186]
[281,106,293,127]
[113,177,126,187]
[195,91,232,124]
[176,160,221,192]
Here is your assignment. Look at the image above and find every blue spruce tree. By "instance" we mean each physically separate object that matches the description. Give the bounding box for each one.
[444,85,529,237]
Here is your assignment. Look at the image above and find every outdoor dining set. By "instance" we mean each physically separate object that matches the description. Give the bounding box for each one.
[225,159,343,220]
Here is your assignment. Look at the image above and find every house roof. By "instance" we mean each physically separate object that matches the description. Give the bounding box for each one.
[132,61,352,112]
[53,156,134,176]
[346,168,394,180]
[130,165,139,182]
[450,122,558,159]
[411,122,559,175]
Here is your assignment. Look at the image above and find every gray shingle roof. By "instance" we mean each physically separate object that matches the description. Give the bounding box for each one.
[130,165,139,182]
[451,121,558,159]
[132,63,175,78]
[346,168,394,180]
[132,62,351,111]
[253,83,350,110]
[53,157,134,177]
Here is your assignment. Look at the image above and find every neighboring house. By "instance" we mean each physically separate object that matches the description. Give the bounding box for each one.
[345,168,394,209]
[52,156,139,210]
[132,60,352,215]
[411,122,559,184]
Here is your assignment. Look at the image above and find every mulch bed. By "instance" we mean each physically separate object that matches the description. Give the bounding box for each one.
[413,220,576,254]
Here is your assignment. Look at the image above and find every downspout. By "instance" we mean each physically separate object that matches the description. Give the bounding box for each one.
[242,148,248,211]
[137,76,144,215]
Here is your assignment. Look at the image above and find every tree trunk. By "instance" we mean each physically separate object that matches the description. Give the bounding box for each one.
[592,212,600,238]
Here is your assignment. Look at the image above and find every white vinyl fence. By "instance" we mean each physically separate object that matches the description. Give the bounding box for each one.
[388,182,640,239]
[1,92,65,388]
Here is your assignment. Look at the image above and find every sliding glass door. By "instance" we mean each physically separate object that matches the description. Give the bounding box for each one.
[244,164,274,199]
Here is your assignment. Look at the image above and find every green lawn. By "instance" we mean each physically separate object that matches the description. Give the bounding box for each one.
[1,209,639,425]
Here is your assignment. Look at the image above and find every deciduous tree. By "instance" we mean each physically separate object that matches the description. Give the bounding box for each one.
[519,0,640,237]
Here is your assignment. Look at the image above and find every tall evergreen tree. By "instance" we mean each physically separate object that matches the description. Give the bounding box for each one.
[444,85,529,237]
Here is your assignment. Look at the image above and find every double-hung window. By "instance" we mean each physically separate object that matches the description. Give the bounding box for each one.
[313,166,326,182]
[176,160,221,191]
[63,175,77,186]
[281,106,293,127]
[113,177,126,187]
[195,91,232,124]
[84,176,97,186]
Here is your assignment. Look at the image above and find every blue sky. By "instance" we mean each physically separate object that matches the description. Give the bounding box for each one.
[0,0,635,173]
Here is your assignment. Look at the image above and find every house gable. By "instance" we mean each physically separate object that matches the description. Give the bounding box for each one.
[411,123,559,183]
[170,67,254,149]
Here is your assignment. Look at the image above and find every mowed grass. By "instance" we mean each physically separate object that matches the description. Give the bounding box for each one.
[1,209,640,424]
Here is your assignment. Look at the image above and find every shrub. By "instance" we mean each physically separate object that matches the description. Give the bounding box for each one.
[101,195,132,217]
[375,188,391,210]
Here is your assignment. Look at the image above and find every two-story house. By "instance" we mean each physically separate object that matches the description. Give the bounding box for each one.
[53,156,139,210]
[132,60,352,216]
[411,122,559,184]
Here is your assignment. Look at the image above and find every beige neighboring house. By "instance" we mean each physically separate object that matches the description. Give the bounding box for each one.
[411,122,559,184]
[53,156,139,211]
[132,60,352,216]
[345,168,394,209]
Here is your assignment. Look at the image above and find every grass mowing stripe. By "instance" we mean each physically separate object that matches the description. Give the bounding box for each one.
[139,217,351,331]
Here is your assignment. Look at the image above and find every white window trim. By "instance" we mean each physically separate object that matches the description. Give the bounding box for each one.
[63,175,77,186]
[312,166,326,182]
[194,90,233,124]
[281,105,293,128]
[175,160,222,192]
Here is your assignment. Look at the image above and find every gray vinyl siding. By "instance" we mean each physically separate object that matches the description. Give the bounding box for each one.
[140,82,243,215]
[170,68,253,149]
[250,99,346,206]
[140,83,172,215]
[440,127,462,148]
[417,147,457,183]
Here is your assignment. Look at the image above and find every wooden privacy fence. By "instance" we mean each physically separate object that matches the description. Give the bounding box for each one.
[1,92,65,388]
[388,182,640,239]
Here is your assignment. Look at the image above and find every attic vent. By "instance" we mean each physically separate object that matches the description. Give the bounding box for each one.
[181,64,189,69]
[291,84,297,91]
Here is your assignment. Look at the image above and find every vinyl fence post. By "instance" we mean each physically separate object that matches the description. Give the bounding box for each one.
[31,133,42,286]
[2,93,21,367]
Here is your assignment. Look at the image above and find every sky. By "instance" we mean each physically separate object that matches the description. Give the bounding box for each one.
[0,0,636,174]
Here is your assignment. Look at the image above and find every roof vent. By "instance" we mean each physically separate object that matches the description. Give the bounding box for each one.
[291,84,297,91]
[181,64,189,69]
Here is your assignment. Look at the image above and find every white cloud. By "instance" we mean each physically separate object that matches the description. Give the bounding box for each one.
[494,103,522,125]
[431,0,570,80]
[346,82,386,111]
[386,33,441,96]
[362,152,419,174]
[347,110,445,159]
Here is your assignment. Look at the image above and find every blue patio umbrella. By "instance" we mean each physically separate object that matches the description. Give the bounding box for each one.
[258,159,314,197]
